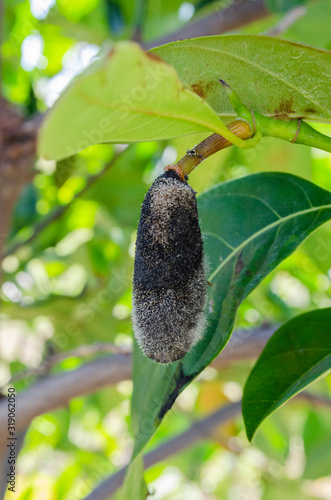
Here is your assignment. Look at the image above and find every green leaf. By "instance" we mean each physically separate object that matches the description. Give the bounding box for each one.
[38,41,233,160]
[18,487,33,500]
[131,172,331,460]
[122,453,149,500]
[303,410,331,479]
[284,0,331,51]
[152,35,331,123]
[243,308,331,442]
[265,0,306,13]
[262,478,318,500]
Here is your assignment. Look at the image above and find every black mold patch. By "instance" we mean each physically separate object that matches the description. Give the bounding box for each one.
[132,170,207,364]
[158,371,194,419]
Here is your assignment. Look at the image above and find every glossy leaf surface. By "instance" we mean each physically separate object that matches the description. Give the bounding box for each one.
[38,41,231,160]
[243,308,331,441]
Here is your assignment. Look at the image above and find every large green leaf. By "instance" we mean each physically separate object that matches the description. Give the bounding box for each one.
[130,172,331,461]
[152,35,331,123]
[243,308,331,442]
[37,41,233,160]
[38,36,331,161]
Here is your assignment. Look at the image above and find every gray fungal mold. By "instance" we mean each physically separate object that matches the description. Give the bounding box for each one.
[132,169,207,364]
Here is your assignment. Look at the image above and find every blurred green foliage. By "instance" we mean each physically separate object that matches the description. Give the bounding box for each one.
[1,0,331,499]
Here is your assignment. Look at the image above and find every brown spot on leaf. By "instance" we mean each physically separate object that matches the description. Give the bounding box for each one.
[304,107,316,115]
[159,371,193,419]
[107,47,116,58]
[146,52,164,63]
[235,257,244,275]
[190,80,215,100]
[273,96,295,119]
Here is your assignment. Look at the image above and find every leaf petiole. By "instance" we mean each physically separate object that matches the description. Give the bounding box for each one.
[221,79,331,153]
[257,112,331,152]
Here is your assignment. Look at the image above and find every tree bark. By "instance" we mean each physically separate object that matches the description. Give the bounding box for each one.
[0,99,40,259]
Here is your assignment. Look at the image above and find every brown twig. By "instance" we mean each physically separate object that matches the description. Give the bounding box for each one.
[0,354,132,449]
[6,342,131,386]
[0,0,2,98]
[265,5,306,37]
[82,390,331,500]
[143,0,269,50]
[295,391,331,410]
[0,325,274,440]
[0,105,41,262]
[83,402,242,500]
[3,323,275,389]
[177,120,252,176]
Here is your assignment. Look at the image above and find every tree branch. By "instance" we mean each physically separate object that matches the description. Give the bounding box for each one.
[264,6,306,36]
[295,391,331,410]
[0,324,274,442]
[0,353,132,450]
[211,323,275,370]
[5,321,274,386]
[143,0,269,50]
[0,104,41,262]
[6,342,131,386]
[177,120,252,176]
[0,430,27,500]
[82,390,331,500]
[0,0,2,98]
[0,324,330,497]
[83,402,242,500]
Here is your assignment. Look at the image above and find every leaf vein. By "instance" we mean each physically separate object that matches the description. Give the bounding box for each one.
[178,44,326,115]
[203,231,235,250]
[208,204,331,282]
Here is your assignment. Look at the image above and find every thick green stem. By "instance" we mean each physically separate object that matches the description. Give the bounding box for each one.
[221,79,331,153]
[257,113,331,152]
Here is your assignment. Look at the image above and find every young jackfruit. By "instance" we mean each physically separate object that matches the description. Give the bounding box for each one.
[132,168,207,364]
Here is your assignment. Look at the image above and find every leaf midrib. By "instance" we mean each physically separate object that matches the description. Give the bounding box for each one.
[208,203,331,282]
[76,87,228,136]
